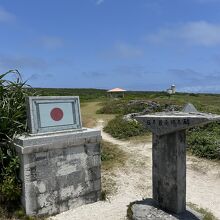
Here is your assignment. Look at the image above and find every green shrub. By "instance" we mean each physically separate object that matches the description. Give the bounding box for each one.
[103,116,147,139]
[187,122,220,160]
[0,70,36,204]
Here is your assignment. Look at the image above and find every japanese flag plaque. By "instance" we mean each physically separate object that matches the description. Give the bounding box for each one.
[27,96,82,134]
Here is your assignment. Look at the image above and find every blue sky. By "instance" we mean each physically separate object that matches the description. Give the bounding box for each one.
[1,0,220,92]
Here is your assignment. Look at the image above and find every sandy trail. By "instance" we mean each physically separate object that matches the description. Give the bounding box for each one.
[51,119,220,220]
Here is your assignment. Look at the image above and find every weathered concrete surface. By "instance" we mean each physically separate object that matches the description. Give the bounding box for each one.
[136,112,220,135]
[14,128,101,216]
[130,199,203,220]
[153,131,186,213]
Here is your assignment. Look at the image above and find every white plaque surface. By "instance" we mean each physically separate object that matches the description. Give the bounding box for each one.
[27,96,82,134]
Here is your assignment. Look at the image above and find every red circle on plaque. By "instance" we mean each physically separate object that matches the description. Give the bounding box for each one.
[50,108,64,121]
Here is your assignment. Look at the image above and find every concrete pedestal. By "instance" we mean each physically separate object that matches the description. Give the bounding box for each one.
[14,128,101,216]
[152,131,186,213]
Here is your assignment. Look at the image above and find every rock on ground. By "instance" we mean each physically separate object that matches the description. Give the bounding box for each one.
[130,199,203,220]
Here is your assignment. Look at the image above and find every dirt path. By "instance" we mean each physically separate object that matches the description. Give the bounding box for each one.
[52,118,220,220]
[187,155,220,219]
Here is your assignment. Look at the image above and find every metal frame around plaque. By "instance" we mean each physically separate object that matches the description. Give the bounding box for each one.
[26,96,82,134]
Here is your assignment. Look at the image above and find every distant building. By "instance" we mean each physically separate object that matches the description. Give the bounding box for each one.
[107,87,126,98]
[167,89,173,94]
[171,85,176,94]
[167,84,176,94]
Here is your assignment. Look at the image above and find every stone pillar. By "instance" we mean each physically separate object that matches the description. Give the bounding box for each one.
[135,108,220,216]
[14,128,101,216]
[152,130,186,214]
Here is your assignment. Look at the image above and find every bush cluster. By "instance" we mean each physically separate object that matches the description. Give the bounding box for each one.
[0,70,35,205]
[187,122,220,160]
[103,116,147,139]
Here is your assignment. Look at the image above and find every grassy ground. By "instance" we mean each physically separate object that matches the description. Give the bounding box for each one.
[101,141,128,197]
[80,102,115,128]
[101,141,127,171]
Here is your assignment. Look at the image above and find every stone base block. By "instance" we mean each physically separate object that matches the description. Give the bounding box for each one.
[129,199,203,220]
[14,128,101,216]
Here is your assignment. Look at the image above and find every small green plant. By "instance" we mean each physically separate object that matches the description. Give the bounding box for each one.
[127,201,136,220]
[0,156,21,202]
[188,202,217,220]
[103,116,147,139]
[100,190,108,201]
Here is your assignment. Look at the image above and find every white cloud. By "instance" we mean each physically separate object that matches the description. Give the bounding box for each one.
[0,6,15,23]
[179,85,220,93]
[147,21,220,46]
[102,43,143,60]
[114,43,143,59]
[96,0,104,5]
[40,36,64,49]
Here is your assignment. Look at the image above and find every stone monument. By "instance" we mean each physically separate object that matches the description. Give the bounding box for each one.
[14,96,101,216]
[132,103,220,219]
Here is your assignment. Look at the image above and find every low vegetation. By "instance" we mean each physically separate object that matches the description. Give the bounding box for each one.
[35,88,106,102]
[0,206,45,220]
[103,116,147,139]
[97,99,181,115]
[187,123,220,160]
[100,98,220,160]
